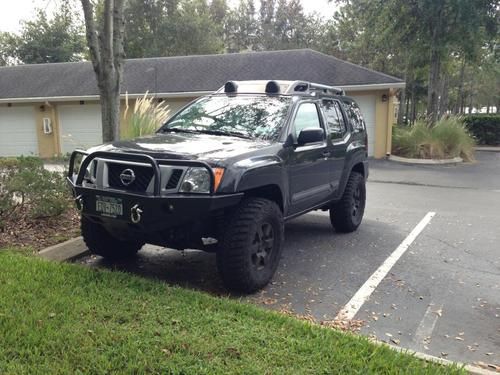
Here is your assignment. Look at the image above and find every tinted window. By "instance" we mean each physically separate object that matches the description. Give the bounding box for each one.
[321,100,346,139]
[342,100,366,132]
[293,103,321,137]
[160,95,291,141]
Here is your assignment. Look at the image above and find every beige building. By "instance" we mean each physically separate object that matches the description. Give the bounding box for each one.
[0,49,404,159]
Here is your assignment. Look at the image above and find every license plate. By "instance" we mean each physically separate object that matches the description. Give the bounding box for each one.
[95,195,123,218]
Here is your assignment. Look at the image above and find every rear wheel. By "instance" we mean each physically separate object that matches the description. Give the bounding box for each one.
[216,198,284,293]
[81,216,144,259]
[330,171,366,233]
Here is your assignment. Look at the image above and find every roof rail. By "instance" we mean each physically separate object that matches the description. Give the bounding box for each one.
[285,81,345,96]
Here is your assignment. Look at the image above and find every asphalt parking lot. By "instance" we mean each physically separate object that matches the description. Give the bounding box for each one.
[79,151,500,368]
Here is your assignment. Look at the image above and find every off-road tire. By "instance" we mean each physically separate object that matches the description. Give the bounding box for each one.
[216,198,284,293]
[330,171,366,233]
[81,216,144,259]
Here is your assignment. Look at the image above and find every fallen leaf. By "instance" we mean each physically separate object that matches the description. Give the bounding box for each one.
[385,333,393,337]
[441,352,448,357]
[263,298,277,305]
[454,336,464,341]
[390,338,400,345]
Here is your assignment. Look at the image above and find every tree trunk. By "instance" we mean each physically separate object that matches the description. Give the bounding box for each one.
[405,90,410,125]
[439,74,449,118]
[81,0,125,143]
[456,57,466,114]
[397,88,406,126]
[397,70,407,126]
[411,95,417,125]
[426,4,444,126]
[427,45,441,125]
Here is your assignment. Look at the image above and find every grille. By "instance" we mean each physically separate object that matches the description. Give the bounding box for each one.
[107,163,154,192]
[166,169,183,189]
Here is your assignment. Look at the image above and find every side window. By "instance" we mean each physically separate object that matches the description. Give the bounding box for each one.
[293,102,322,138]
[343,101,366,132]
[321,100,347,139]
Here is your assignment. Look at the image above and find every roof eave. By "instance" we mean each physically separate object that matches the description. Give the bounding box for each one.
[0,83,405,103]
[0,91,213,104]
[339,82,406,91]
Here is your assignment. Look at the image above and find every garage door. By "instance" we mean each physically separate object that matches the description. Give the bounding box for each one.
[59,104,103,154]
[0,107,38,157]
[350,95,376,157]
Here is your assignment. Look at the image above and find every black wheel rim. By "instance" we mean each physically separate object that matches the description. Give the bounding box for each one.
[250,222,275,271]
[352,186,362,219]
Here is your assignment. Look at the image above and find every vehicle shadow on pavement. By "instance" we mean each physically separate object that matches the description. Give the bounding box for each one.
[81,214,398,299]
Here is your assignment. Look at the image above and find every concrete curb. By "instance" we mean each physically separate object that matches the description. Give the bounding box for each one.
[38,237,89,262]
[371,339,497,374]
[388,155,463,165]
[475,146,500,152]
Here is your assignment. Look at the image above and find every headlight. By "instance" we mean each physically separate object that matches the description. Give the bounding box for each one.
[179,167,225,193]
[179,167,211,193]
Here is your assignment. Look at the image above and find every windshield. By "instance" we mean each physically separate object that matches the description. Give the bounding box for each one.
[159,95,291,141]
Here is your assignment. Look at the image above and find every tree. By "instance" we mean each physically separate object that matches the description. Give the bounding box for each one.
[0,32,15,66]
[330,0,498,123]
[1,5,85,64]
[81,0,126,142]
[123,0,223,58]
[225,0,257,52]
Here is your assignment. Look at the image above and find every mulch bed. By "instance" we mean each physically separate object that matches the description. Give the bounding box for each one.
[0,206,80,251]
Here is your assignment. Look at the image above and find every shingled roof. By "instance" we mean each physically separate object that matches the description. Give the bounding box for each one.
[0,49,404,101]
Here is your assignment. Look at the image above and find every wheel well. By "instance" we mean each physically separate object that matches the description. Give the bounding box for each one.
[352,162,365,177]
[243,185,283,212]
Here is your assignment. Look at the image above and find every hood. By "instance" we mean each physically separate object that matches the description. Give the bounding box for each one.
[86,132,274,162]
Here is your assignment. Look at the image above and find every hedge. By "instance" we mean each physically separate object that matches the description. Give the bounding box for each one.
[463,114,500,146]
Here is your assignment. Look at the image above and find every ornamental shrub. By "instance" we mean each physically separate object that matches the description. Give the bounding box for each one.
[463,114,500,146]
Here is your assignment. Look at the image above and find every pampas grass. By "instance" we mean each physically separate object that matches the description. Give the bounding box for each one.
[123,92,171,139]
[392,116,475,161]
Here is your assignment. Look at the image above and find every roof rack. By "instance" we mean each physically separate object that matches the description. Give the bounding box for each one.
[216,80,345,96]
[284,81,345,96]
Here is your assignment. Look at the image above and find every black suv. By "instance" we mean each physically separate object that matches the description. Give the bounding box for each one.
[68,80,368,293]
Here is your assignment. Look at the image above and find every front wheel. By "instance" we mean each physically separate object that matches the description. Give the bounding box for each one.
[330,171,366,233]
[81,216,144,259]
[216,198,284,293]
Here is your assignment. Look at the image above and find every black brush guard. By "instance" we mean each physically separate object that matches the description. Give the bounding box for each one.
[67,150,242,231]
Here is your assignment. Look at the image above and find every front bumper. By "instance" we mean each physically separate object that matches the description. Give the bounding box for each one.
[67,150,243,231]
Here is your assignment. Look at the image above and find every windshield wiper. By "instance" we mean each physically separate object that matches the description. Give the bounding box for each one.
[195,129,251,139]
[162,127,197,134]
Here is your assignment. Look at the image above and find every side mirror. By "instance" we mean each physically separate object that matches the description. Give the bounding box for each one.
[297,127,325,146]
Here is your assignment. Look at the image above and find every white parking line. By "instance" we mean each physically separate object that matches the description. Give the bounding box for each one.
[336,211,436,321]
[413,303,443,351]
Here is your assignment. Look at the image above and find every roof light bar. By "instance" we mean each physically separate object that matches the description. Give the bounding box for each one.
[265,80,280,94]
[224,81,238,93]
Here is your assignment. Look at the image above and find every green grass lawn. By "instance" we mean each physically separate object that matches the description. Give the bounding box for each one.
[0,251,462,374]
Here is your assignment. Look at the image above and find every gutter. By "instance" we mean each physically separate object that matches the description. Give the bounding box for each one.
[0,91,213,104]
[338,82,406,92]
[0,83,407,104]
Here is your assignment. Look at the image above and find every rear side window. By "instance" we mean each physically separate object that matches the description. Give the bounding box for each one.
[321,100,347,139]
[343,101,366,132]
[293,102,322,137]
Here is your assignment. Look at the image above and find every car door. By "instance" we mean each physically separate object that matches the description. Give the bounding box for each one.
[287,101,333,215]
[320,99,350,192]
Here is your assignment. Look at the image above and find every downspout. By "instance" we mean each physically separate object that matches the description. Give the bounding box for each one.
[46,101,61,156]
[385,90,394,157]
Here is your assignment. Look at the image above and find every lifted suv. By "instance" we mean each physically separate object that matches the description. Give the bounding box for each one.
[68,80,368,293]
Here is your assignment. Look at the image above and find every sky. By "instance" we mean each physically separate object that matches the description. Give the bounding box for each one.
[0,0,338,33]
